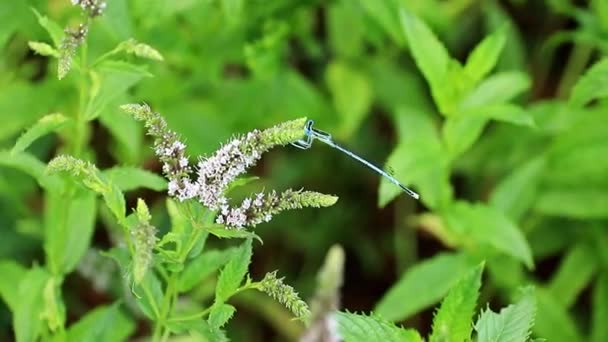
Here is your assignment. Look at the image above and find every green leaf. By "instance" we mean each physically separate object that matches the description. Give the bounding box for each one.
[14,267,50,342]
[475,287,536,342]
[374,252,477,321]
[442,115,486,160]
[336,312,422,342]
[534,289,582,342]
[535,188,608,218]
[215,238,253,302]
[178,248,236,292]
[0,150,63,191]
[357,0,404,45]
[490,157,546,221]
[99,109,143,164]
[569,58,608,107]
[430,263,484,342]
[136,271,163,320]
[40,277,66,333]
[379,107,452,209]
[208,303,236,328]
[464,27,507,85]
[548,244,597,308]
[464,104,534,126]
[206,224,261,243]
[31,8,63,47]
[400,9,449,88]
[592,273,608,342]
[28,41,59,57]
[103,166,166,192]
[0,260,26,311]
[44,191,97,275]
[325,61,372,138]
[442,201,533,268]
[459,71,531,110]
[190,321,229,342]
[85,61,152,120]
[67,303,135,341]
[11,113,69,155]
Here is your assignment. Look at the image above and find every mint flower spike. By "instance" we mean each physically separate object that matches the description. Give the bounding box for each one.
[217,189,338,229]
[121,103,194,201]
[259,270,311,320]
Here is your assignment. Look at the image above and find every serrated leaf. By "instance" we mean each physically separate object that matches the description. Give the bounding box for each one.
[31,8,63,47]
[336,312,422,342]
[326,61,372,138]
[103,166,166,192]
[14,267,50,342]
[179,248,236,292]
[379,107,451,209]
[464,27,507,85]
[208,303,236,328]
[12,113,69,155]
[534,289,582,342]
[490,157,546,221]
[206,224,261,242]
[28,41,59,57]
[535,188,608,218]
[592,273,608,342]
[85,61,152,120]
[67,302,135,341]
[190,320,229,342]
[443,201,533,268]
[569,58,608,107]
[374,252,477,321]
[430,263,484,342]
[215,238,253,302]
[548,243,597,308]
[44,190,97,275]
[0,260,26,311]
[475,287,536,342]
[400,9,449,88]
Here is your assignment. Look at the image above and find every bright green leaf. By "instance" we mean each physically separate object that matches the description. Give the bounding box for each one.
[548,243,598,308]
[208,303,236,329]
[430,263,484,342]
[0,260,26,311]
[67,302,135,341]
[11,113,69,155]
[103,166,166,192]
[459,71,531,110]
[31,8,63,47]
[85,61,152,120]
[326,61,372,138]
[475,287,536,342]
[0,150,63,191]
[400,9,449,87]
[464,27,507,85]
[179,248,236,292]
[136,271,163,320]
[535,188,608,218]
[534,289,582,342]
[336,312,423,342]
[374,252,477,321]
[569,58,608,107]
[357,0,404,45]
[40,277,66,333]
[490,156,546,221]
[592,273,608,342]
[28,41,59,57]
[379,107,451,209]
[14,267,50,342]
[442,201,533,269]
[216,238,253,302]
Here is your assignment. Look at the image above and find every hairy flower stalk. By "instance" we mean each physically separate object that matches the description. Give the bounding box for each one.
[131,199,157,284]
[259,271,310,320]
[122,103,338,229]
[71,0,107,18]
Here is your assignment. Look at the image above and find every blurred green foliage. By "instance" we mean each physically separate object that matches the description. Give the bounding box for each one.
[1,0,608,341]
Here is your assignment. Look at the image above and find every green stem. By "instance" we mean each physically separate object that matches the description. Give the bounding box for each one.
[153,272,179,342]
[557,43,593,98]
[74,41,88,157]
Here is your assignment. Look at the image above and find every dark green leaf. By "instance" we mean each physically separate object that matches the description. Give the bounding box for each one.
[548,243,597,307]
[179,248,236,292]
[67,303,135,341]
[0,260,27,311]
[374,252,477,321]
[336,312,422,342]
[215,238,252,302]
[103,166,166,192]
[592,273,608,342]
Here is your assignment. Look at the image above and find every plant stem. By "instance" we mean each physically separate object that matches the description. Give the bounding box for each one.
[74,41,88,157]
[557,43,592,98]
